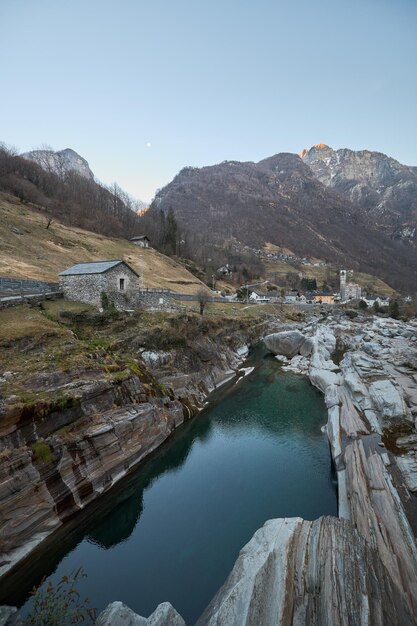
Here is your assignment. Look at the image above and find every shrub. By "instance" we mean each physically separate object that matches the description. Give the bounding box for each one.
[31,440,54,464]
[24,567,96,626]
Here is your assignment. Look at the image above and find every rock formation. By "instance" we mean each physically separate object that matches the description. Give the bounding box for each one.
[301,144,417,246]
[96,601,185,626]
[197,516,413,625]
[4,310,417,624]
[21,148,95,181]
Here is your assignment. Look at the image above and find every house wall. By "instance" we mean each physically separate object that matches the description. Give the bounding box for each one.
[59,264,140,309]
[60,274,107,307]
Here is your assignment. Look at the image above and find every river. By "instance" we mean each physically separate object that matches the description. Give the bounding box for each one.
[6,346,337,624]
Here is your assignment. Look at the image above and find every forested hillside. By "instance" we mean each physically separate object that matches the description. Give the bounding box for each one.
[0,144,140,238]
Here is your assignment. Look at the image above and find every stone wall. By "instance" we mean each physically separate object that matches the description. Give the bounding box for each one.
[0,292,62,310]
[59,265,140,309]
[135,289,175,310]
[60,273,107,307]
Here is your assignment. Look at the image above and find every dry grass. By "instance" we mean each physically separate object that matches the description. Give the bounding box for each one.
[264,257,396,296]
[0,192,210,295]
[0,305,65,342]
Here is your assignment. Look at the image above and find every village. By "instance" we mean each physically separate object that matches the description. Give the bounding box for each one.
[56,244,395,313]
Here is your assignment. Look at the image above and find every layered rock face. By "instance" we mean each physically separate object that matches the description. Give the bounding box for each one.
[197,516,413,626]
[256,314,417,622]
[301,144,417,245]
[0,374,185,579]
[0,314,260,582]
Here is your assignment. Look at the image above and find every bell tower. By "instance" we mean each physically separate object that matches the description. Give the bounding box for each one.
[340,269,346,302]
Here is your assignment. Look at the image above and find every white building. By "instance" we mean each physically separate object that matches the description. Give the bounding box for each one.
[249,291,270,303]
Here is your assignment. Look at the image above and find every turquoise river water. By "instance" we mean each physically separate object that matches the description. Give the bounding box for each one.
[4,346,337,624]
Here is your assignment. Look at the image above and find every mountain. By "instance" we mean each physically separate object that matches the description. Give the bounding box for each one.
[21,147,95,180]
[301,144,417,245]
[0,145,139,238]
[150,153,417,291]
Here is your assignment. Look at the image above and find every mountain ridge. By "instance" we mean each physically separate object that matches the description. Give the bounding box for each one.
[300,144,417,244]
[149,150,417,291]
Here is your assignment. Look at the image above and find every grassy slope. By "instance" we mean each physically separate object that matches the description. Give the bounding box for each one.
[263,258,396,296]
[0,192,209,295]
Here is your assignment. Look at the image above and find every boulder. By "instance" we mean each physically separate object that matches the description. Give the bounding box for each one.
[369,379,407,421]
[96,601,185,626]
[263,331,305,358]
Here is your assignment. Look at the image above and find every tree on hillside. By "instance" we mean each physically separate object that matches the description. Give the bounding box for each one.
[197,289,210,315]
[165,206,178,255]
[390,300,400,319]
[301,277,317,291]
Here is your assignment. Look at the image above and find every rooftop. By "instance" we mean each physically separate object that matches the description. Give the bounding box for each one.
[59,260,138,276]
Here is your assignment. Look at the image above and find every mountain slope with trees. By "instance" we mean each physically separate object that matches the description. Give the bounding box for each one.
[0,144,141,238]
[147,153,417,292]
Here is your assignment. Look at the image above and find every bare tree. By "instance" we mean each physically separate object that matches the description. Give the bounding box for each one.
[197,289,210,315]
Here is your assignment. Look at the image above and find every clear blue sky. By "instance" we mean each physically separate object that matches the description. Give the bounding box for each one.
[1,0,416,201]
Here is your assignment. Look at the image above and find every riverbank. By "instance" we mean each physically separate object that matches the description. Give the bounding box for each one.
[0,300,276,583]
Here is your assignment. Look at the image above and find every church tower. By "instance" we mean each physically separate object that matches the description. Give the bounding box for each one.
[340,269,346,302]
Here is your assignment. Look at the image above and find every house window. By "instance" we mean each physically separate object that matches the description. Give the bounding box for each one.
[119,278,125,291]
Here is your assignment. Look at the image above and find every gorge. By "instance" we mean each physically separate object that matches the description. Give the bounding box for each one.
[2,346,336,624]
[2,307,417,625]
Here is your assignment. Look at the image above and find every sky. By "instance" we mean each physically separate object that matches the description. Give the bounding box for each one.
[1,0,416,201]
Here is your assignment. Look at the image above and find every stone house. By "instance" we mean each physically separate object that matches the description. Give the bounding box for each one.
[59,260,140,309]
[216,264,233,279]
[130,235,150,248]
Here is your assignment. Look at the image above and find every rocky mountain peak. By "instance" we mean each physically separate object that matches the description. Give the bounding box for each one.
[21,147,95,180]
[300,145,417,245]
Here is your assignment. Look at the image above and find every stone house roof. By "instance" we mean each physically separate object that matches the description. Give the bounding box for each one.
[59,260,139,277]
[130,235,150,242]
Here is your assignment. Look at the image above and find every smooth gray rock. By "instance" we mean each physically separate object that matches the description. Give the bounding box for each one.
[197,516,413,626]
[96,602,147,625]
[369,379,407,421]
[299,336,314,357]
[96,601,185,626]
[263,331,305,358]
[0,607,22,626]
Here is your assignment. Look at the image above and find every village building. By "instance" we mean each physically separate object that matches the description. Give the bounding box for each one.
[130,235,151,248]
[363,296,390,308]
[344,283,362,301]
[59,260,140,308]
[339,269,362,302]
[249,290,270,303]
[313,292,336,304]
[216,264,233,279]
[284,290,300,303]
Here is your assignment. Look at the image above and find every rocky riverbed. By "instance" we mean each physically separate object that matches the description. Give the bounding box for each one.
[3,310,417,625]
[94,312,417,625]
